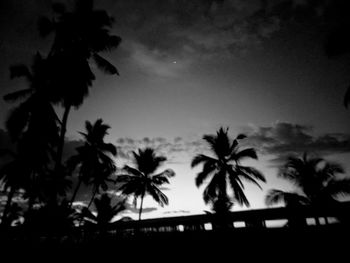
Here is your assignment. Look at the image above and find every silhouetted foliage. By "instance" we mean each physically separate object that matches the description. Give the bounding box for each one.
[80,193,126,233]
[265,152,350,225]
[191,127,265,209]
[38,0,121,175]
[67,119,116,208]
[116,148,175,220]
[266,153,349,205]
[23,200,78,235]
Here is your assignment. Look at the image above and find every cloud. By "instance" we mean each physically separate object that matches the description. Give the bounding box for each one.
[245,122,350,162]
[109,0,284,76]
[115,135,209,163]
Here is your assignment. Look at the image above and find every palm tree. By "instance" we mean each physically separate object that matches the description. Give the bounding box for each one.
[265,153,350,208]
[80,193,126,233]
[191,127,266,209]
[67,119,116,208]
[116,148,175,220]
[3,53,62,207]
[38,0,121,173]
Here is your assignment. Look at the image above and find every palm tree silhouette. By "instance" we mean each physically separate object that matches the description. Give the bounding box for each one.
[191,127,266,209]
[38,0,121,175]
[67,119,116,208]
[80,193,126,233]
[116,148,175,220]
[3,53,63,207]
[265,153,350,208]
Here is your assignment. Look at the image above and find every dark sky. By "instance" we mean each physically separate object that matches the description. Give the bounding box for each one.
[1,0,350,218]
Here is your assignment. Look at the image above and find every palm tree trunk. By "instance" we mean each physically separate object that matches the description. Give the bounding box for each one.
[70,177,83,207]
[138,191,145,221]
[55,104,71,175]
[87,186,98,209]
[1,187,15,226]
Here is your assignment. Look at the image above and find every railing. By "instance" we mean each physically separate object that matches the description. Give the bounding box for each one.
[109,201,350,234]
[1,202,349,243]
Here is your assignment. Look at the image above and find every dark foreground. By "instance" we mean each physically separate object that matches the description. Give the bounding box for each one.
[1,224,349,261]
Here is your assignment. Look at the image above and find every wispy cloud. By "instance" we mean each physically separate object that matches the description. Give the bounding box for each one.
[110,0,284,77]
[127,41,192,78]
[115,135,209,163]
[244,121,350,162]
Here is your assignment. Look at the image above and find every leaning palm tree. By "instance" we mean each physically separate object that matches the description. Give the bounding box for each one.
[67,119,117,208]
[38,0,121,173]
[116,148,175,220]
[191,127,266,209]
[265,153,350,208]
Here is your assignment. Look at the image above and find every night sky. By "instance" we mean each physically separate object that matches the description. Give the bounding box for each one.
[1,0,350,219]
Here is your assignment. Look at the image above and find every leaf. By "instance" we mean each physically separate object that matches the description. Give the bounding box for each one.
[3,89,33,102]
[236,134,247,140]
[93,53,119,75]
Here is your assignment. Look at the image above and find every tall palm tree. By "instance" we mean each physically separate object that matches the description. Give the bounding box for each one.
[116,148,175,220]
[67,119,116,208]
[191,127,266,209]
[3,53,62,207]
[80,193,126,233]
[38,0,121,173]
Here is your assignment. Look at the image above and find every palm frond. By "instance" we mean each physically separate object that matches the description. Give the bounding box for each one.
[324,179,350,198]
[265,189,309,207]
[238,166,266,184]
[148,185,168,206]
[231,148,258,162]
[322,162,345,176]
[93,53,119,75]
[100,143,117,156]
[122,165,143,177]
[96,35,122,52]
[191,154,217,168]
[152,169,175,185]
[228,175,250,207]
[3,89,33,102]
[202,173,222,204]
[195,161,216,187]
[236,134,247,140]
